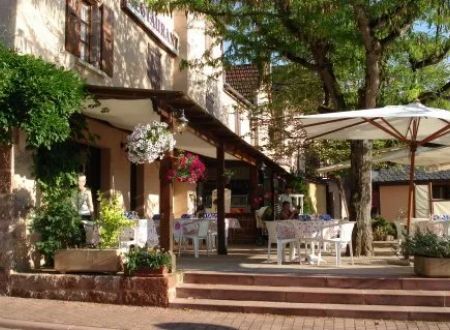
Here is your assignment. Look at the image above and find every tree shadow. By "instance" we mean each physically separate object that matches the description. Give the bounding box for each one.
[155,323,236,330]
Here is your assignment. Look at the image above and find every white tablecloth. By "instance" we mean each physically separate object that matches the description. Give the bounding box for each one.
[276,219,340,240]
[154,217,241,239]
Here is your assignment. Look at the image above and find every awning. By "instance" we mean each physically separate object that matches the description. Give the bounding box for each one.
[85,85,290,175]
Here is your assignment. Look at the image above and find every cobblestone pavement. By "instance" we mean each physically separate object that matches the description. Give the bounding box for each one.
[0,296,449,330]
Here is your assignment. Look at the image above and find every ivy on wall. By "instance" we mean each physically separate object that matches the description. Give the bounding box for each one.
[0,44,86,148]
[0,44,91,264]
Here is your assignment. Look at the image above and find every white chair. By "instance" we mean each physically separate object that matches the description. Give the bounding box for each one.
[319,222,355,266]
[179,220,212,258]
[119,226,136,253]
[265,221,297,264]
[265,221,278,260]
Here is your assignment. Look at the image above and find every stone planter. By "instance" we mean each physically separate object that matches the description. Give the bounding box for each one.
[125,266,169,277]
[414,255,450,277]
[54,249,122,273]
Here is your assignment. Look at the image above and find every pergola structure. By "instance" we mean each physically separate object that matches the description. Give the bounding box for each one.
[86,85,290,255]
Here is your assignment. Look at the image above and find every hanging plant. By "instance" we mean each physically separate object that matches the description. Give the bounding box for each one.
[168,153,206,183]
[126,122,175,164]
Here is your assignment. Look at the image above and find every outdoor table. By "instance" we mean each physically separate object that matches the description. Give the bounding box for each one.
[154,217,241,245]
[276,219,340,264]
[414,219,450,237]
[124,219,159,248]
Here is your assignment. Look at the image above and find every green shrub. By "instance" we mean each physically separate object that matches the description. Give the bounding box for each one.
[98,193,133,248]
[125,246,172,273]
[0,44,86,148]
[372,216,396,241]
[402,231,450,258]
[31,192,83,264]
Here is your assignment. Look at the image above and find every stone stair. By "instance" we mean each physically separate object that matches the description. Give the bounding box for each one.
[171,272,450,320]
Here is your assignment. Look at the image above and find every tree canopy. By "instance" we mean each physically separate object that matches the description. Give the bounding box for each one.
[147,0,450,255]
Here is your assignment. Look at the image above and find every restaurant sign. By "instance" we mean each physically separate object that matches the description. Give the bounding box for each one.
[121,0,179,55]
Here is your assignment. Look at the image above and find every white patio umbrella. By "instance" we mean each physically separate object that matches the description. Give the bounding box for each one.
[317,145,450,173]
[299,102,450,234]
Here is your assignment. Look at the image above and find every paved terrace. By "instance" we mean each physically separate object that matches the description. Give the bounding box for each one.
[176,245,414,277]
[0,296,449,330]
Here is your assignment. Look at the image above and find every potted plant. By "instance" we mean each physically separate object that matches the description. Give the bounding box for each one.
[124,246,172,277]
[402,231,450,277]
[167,152,206,183]
[223,169,235,184]
[372,216,396,241]
[126,121,175,164]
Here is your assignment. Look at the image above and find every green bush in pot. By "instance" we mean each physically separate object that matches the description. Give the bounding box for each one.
[402,231,450,258]
[125,246,172,275]
[372,216,396,241]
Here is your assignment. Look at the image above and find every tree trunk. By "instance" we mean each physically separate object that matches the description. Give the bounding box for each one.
[349,140,373,256]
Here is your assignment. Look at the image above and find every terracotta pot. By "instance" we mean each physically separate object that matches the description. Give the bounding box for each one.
[129,267,169,277]
[414,255,450,277]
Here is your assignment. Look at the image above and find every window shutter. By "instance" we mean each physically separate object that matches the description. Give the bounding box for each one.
[90,4,101,66]
[65,0,80,57]
[100,5,114,76]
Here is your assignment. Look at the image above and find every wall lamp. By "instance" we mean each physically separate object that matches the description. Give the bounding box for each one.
[175,109,189,134]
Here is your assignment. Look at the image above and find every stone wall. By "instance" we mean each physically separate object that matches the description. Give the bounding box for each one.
[0,145,13,274]
[9,273,177,307]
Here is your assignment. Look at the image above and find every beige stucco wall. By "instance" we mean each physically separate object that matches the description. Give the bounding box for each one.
[379,185,409,222]
[308,183,327,214]
[173,182,196,218]
[86,119,131,208]
[7,0,174,90]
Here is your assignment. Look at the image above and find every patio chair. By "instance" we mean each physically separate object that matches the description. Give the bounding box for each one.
[179,220,212,258]
[319,221,355,266]
[119,226,136,253]
[265,221,297,264]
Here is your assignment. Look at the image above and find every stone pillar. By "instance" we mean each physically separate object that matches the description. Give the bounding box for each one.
[0,144,13,293]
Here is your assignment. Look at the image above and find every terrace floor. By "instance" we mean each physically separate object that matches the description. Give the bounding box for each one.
[175,244,415,277]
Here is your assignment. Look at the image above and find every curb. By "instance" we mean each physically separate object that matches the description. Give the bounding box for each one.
[0,317,114,330]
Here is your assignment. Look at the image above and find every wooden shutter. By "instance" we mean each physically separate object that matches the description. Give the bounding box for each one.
[100,5,114,76]
[65,0,81,57]
[90,4,101,66]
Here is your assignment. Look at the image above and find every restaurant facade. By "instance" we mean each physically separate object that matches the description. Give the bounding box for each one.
[0,0,330,271]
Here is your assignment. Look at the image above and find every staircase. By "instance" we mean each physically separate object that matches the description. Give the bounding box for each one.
[171,272,450,320]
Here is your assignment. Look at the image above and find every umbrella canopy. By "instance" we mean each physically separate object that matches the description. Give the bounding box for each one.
[299,102,450,233]
[317,146,450,173]
[301,103,450,145]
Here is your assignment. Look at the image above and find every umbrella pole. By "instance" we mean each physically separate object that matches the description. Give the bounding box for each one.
[407,145,417,236]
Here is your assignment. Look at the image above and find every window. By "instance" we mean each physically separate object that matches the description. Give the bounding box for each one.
[432,184,450,200]
[65,0,114,76]
[147,44,162,89]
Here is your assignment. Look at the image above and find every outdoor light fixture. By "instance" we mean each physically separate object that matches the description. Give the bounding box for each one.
[176,109,189,133]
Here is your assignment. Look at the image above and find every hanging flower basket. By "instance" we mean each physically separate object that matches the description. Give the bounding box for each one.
[168,153,206,183]
[126,122,175,164]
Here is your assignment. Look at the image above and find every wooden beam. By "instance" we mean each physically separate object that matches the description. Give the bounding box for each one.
[159,114,174,253]
[216,142,227,255]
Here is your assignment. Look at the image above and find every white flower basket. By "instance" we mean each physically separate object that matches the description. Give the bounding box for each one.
[126,122,176,164]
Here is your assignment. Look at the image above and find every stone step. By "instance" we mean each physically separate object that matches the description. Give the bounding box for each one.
[373,240,399,248]
[177,283,449,307]
[373,247,397,257]
[182,272,450,291]
[171,298,450,321]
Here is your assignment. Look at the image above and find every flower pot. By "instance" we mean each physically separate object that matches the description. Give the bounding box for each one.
[128,267,168,277]
[414,255,450,277]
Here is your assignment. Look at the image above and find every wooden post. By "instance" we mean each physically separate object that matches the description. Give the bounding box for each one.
[407,145,416,236]
[271,171,276,220]
[159,114,174,253]
[249,165,258,210]
[216,142,227,255]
